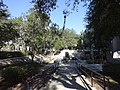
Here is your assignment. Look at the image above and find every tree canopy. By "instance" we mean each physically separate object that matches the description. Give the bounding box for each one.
[11,7,79,54]
[0,1,19,49]
[85,0,120,49]
[1,0,119,52]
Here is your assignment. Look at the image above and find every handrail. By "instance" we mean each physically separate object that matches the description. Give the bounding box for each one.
[77,63,110,90]
[26,63,59,90]
[75,67,92,90]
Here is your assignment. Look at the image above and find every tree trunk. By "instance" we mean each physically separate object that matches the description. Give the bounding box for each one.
[106,51,113,63]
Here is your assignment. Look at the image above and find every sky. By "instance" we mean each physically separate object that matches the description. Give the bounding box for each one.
[3,0,87,34]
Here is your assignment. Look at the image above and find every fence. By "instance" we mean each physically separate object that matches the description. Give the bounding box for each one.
[26,63,59,90]
[77,63,110,90]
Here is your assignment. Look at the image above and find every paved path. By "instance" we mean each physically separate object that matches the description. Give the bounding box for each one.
[41,61,90,90]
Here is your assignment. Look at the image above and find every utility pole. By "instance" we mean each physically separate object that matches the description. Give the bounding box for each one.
[62,15,66,31]
[61,10,70,35]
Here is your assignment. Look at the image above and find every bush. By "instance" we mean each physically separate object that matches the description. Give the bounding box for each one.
[1,66,26,83]
[1,62,43,84]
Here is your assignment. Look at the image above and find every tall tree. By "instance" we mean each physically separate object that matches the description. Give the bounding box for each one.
[85,0,120,49]
[0,1,19,49]
[32,0,57,14]
[24,8,50,53]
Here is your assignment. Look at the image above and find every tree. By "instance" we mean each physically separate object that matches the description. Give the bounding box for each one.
[53,38,63,50]
[85,0,120,49]
[32,0,57,14]
[32,0,90,13]
[23,8,51,54]
[0,1,19,49]
[52,28,79,50]
[62,28,79,47]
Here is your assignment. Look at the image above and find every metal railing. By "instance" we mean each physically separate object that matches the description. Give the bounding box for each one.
[75,66,92,90]
[77,63,110,90]
[26,63,59,90]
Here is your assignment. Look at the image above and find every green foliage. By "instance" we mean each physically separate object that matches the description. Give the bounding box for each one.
[77,35,83,49]
[52,28,79,50]
[1,66,26,83]
[0,1,9,18]
[20,51,30,55]
[21,7,79,52]
[85,0,120,49]
[1,62,43,84]
[32,0,90,15]
[53,38,63,50]
[0,19,19,45]
[32,0,57,14]
[0,2,19,49]
[62,28,79,46]
[0,1,81,53]
[23,8,51,54]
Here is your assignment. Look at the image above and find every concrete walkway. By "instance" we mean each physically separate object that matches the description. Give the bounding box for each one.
[41,61,90,90]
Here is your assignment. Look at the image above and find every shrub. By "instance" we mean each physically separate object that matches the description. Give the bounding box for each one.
[1,62,43,84]
[1,66,26,83]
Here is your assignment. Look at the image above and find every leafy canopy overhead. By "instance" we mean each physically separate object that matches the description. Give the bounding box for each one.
[32,0,90,14]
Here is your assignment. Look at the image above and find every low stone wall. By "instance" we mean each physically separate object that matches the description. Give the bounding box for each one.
[0,56,30,66]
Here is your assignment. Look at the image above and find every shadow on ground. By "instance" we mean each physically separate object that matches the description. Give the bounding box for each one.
[41,62,87,90]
